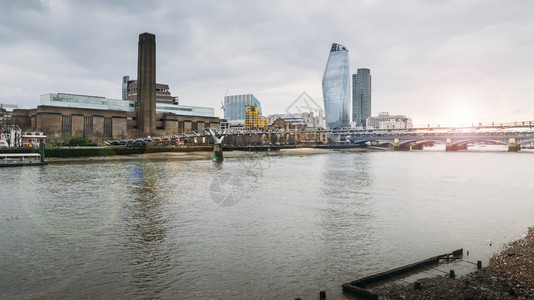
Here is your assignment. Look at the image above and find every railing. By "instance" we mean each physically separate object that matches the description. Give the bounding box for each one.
[167,126,534,140]
[102,125,534,146]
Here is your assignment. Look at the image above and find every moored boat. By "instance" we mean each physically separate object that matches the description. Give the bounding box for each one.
[0,139,47,167]
[0,153,48,167]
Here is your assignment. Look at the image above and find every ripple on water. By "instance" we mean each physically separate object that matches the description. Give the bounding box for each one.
[1,152,534,299]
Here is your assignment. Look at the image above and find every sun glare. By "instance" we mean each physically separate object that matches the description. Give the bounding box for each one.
[449,104,473,127]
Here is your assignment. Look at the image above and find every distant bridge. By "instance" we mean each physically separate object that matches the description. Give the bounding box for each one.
[171,125,534,152]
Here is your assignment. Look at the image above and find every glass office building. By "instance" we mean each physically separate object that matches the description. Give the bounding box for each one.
[224,94,262,122]
[322,43,351,129]
[156,103,214,117]
[40,93,136,112]
[352,68,372,127]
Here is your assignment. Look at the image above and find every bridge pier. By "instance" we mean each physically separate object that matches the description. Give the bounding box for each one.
[446,144,467,151]
[213,143,223,162]
[207,128,224,163]
[412,144,424,150]
[508,145,520,152]
[394,144,410,151]
[445,138,454,151]
[508,138,519,152]
[445,138,468,151]
[393,138,410,151]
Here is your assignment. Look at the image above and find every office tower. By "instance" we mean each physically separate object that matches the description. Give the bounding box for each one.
[352,68,372,127]
[224,94,263,122]
[322,43,351,129]
[137,32,157,135]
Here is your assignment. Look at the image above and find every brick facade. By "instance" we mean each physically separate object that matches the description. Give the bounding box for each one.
[13,105,219,143]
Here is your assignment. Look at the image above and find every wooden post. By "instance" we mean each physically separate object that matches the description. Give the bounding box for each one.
[39,138,45,163]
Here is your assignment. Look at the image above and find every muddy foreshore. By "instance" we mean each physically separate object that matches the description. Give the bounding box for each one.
[44,147,378,163]
[372,227,534,299]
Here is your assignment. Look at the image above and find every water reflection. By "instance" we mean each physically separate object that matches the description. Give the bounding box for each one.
[318,153,379,281]
[124,186,169,299]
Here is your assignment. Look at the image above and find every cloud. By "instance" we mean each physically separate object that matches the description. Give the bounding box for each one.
[0,0,533,122]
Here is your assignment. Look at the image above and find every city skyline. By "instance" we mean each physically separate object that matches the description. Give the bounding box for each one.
[1,0,534,126]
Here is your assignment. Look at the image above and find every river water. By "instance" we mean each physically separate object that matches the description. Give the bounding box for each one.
[1,150,534,299]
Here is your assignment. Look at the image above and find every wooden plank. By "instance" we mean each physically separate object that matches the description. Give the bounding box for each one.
[342,249,462,297]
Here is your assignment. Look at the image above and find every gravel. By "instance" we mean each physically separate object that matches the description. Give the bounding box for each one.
[371,227,534,299]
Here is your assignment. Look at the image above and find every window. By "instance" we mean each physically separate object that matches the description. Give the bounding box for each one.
[104,118,112,138]
[84,116,93,134]
[62,115,72,138]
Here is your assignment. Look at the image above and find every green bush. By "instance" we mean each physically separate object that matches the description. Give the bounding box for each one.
[68,136,95,146]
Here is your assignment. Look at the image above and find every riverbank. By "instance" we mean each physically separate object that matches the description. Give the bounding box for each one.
[372,227,534,299]
[44,147,340,163]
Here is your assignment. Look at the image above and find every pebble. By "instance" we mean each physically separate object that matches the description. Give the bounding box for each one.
[371,227,534,299]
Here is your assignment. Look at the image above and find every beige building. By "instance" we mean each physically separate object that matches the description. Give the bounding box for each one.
[366,112,413,129]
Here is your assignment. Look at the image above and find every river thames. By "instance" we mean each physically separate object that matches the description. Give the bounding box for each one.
[1,149,534,299]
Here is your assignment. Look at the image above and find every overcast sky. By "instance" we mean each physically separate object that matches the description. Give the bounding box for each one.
[1,0,533,126]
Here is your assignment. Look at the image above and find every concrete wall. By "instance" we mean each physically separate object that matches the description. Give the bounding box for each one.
[37,112,62,138]
[164,119,179,135]
[11,110,32,130]
[112,116,127,139]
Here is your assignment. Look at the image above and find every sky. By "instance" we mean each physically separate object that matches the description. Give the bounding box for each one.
[1,0,533,126]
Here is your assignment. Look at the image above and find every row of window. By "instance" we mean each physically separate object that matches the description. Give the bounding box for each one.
[59,115,215,137]
[127,121,209,132]
[61,115,113,138]
[128,88,170,93]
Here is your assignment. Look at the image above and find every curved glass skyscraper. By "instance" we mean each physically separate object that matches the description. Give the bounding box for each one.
[322,43,351,129]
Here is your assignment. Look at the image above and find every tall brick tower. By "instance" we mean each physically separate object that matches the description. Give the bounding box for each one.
[136,32,156,136]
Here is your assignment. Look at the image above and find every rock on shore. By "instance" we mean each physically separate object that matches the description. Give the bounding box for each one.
[373,227,534,299]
